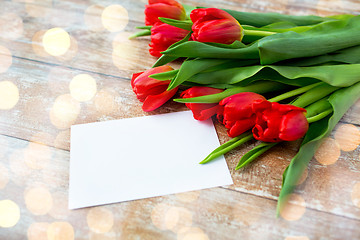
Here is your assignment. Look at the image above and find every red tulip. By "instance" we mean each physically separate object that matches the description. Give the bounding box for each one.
[190,8,244,44]
[252,101,309,142]
[181,86,224,120]
[218,92,266,138]
[145,0,186,26]
[149,22,190,57]
[131,66,179,112]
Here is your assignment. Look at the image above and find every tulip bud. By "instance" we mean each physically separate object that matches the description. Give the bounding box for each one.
[149,22,190,57]
[181,86,224,120]
[190,8,244,44]
[131,66,179,112]
[252,101,309,142]
[145,0,186,26]
[218,92,266,138]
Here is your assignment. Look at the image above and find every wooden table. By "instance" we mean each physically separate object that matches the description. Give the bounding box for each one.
[0,0,360,239]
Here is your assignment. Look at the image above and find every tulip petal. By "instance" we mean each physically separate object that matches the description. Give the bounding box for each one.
[227,116,256,137]
[142,87,178,112]
[279,111,309,141]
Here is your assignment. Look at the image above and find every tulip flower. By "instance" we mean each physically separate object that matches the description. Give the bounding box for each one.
[218,92,266,138]
[190,8,244,44]
[131,66,179,112]
[149,22,190,57]
[252,101,309,142]
[181,86,224,120]
[145,0,186,26]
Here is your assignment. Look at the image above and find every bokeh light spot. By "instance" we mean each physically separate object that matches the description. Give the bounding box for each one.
[314,137,340,165]
[27,222,50,240]
[0,81,19,110]
[334,124,360,152]
[47,222,74,240]
[43,28,71,56]
[280,194,306,221]
[0,200,20,228]
[70,74,97,102]
[101,5,129,32]
[84,5,106,31]
[25,186,53,215]
[50,94,80,129]
[87,207,114,233]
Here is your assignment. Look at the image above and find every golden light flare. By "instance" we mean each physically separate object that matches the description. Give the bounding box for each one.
[24,141,52,170]
[175,191,200,203]
[101,5,129,32]
[0,200,21,228]
[0,163,9,189]
[54,130,70,150]
[70,74,97,102]
[50,94,81,129]
[279,194,306,221]
[25,186,53,215]
[49,191,70,220]
[334,124,360,152]
[112,32,140,70]
[0,81,19,110]
[0,13,23,40]
[42,28,71,56]
[47,222,75,240]
[177,227,209,240]
[27,222,50,240]
[87,207,114,233]
[151,204,192,232]
[55,35,78,62]
[32,30,50,57]
[351,182,360,208]
[93,89,119,115]
[84,5,106,31]
[314,137,340,165]
[0,45,12,73]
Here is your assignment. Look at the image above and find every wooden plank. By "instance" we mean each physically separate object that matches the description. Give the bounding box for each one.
[1,53,360,222]
[0,0,359,79]
[0,134,359,240]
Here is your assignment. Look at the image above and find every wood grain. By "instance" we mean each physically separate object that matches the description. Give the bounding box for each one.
[1,0,360,239]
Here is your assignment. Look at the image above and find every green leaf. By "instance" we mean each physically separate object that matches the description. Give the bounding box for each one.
[277,81,360,216]
[161,41,260,59]
[153,32,192,67]
[223,9,334,27]
[136,26,152,30]
[258,16,360,64]
[158,17,193,31]
[149,69,179,80]
[235,142,277,170]
[185,64,360,88]
[128,29,151,39]
[200,133,253,164]
[174,81,288,103]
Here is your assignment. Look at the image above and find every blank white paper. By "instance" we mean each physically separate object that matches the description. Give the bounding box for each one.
[69,111,233,209]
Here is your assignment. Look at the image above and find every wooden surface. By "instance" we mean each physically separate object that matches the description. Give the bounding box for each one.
[0,0,360,239]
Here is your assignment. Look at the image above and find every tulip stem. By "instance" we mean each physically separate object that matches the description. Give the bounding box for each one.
[268,82,322,103]
[128,29,151,39]
[306,109,333,123]
[200,133,253,164]
[244,29,276,37]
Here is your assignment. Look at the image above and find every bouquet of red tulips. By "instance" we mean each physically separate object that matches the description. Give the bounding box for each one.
[130,0,360,215]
